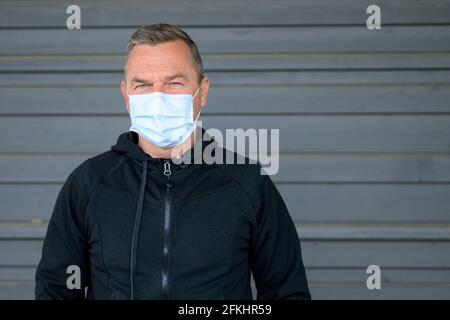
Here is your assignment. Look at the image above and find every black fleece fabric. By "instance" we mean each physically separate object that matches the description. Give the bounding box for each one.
[35,130,311,300]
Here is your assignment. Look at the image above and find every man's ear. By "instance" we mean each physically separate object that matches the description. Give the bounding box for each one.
[199,75,210,109]
[120,80,130,114]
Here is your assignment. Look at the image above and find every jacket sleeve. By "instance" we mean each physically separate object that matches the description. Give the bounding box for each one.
[35,172,90,300]
[250,175,311,300]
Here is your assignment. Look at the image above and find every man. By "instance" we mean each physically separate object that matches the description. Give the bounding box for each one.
[35,23,310,300]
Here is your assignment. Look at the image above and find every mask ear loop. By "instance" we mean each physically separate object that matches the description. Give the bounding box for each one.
[192,87,202,124]
[193,87,200,99]
[194,109,201,123]
[191,87,203,147]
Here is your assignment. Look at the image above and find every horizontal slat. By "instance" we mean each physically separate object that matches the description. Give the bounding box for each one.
[276,154,450,182]
[2,71,450,86]
[0,267,35,281]
[4,0,450,28]
[1,115,450,153]
[2,0,450,27]
[0,184,57,222]
[2,84,450,115]
[2,183,449,223]
[0,241,43,266]
[282,184,450,223]
[2,154,450,183]
[2,239,449,268]
[1,184,450,223]
[0,154,84,183]
[3,266,449,284]
[309,284,450,300]
[2,223,450,241]
[302,241,450,268]
[1,26,450,55]
[297,224,450,240]
[0,283,34,300]
[0,224,46,239]
[2,53,450,72]
[306,268,450,284]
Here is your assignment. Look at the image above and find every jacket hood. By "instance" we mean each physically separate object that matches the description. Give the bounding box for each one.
[111,130,152,161]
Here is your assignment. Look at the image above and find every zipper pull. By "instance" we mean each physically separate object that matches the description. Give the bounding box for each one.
[163,160,173,188]
[163,160,172,177]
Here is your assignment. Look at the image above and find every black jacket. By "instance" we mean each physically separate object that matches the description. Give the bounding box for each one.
[35,130,310,300]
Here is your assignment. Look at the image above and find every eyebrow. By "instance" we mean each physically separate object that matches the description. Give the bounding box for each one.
[130,77,149,84]
[130,73,188,85]
[164,73,188,82]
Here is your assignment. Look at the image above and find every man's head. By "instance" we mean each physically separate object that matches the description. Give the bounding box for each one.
[121,23,210,120]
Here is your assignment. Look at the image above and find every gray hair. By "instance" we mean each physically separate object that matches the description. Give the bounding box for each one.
[126,23,204,82]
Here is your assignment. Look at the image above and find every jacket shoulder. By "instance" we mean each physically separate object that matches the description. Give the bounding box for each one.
[69,150,126,195]
[214,149,268,207]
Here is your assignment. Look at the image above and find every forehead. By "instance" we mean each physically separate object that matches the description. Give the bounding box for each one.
[125,41,196,79]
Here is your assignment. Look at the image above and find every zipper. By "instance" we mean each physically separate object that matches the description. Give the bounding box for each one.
[161,160,172,299]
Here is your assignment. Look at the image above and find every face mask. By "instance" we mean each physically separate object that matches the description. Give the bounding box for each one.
[128,88,201,147]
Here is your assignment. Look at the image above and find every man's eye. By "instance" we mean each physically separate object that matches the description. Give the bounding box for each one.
[170,82,183,86]
[135,84,147,89]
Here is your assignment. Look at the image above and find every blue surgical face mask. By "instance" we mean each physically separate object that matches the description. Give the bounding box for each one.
[128,88,201,147]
